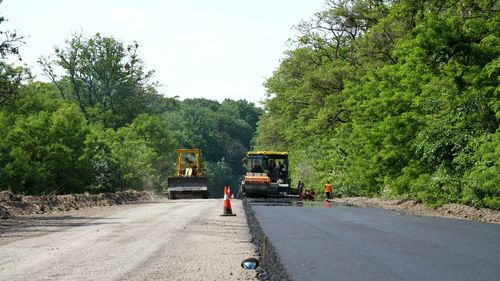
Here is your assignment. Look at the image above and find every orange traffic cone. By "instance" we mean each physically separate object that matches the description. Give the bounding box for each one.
[221,186,236,216]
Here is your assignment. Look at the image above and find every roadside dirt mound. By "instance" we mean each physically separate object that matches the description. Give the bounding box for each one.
[0,190,153,218]
[332,197,500,224]
[0,205,10,219]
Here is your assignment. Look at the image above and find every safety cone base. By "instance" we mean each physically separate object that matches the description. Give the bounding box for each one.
[220,213,237,217]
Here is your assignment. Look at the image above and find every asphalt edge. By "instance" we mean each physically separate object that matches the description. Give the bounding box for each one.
[243,198,291,281]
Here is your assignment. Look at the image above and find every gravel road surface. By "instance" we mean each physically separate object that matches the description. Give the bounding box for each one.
[0,199,257,281]
[251,202,500,281]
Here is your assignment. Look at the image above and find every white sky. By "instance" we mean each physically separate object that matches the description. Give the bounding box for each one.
[1,0,325,105]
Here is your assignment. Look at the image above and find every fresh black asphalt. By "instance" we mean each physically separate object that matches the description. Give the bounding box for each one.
[250,201,500,281]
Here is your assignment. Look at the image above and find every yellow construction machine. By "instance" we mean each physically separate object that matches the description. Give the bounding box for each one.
[240,151,298,198]
[166,149,209,199]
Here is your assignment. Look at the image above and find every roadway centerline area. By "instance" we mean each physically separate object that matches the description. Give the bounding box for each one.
[250,202,500,281]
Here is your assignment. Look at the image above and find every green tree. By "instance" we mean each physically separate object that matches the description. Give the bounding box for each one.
[39,33,160,129]
[0,3,25,60]
[256,0,499,208]
[0,61,29,106]
[0,84,91,194]
[127,114,180,191]
[0,7,30,106]
[463,132,500,209]
[205,158,234,197]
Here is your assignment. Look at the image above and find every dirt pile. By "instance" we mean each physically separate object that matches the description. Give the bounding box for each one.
[0,190,153,219]
[332,197,500,224]
[0,205,10,219]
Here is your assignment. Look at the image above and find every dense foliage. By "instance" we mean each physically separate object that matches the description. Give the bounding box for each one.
[0,28,262,196]
[255,0,499,209]
[1,1,497,209]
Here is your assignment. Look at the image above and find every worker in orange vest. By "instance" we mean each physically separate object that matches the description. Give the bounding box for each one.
[324,181,332,200]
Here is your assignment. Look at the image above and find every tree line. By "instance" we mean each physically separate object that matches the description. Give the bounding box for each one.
[255,0,499,209]
[0,19,262,196]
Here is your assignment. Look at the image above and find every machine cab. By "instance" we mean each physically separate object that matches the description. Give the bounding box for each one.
[176,149,203,177]
[243,152,289,183]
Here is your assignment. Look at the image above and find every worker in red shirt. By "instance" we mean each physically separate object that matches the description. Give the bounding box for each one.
[324,181,332,200]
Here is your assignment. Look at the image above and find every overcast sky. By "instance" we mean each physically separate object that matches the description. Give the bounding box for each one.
[1,0,325,105]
